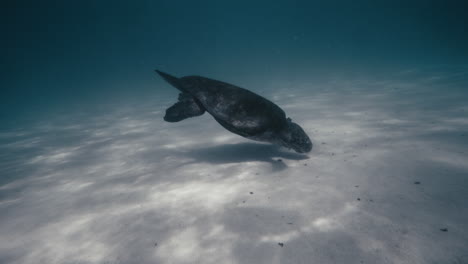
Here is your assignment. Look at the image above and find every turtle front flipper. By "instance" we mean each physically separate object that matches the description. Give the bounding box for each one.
[164,93,205,122]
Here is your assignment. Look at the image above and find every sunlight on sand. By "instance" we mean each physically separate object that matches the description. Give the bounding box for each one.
[1,70,468,264]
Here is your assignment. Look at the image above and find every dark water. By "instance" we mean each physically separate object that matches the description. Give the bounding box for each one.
[2,0,467,123]
[1,1,468,264]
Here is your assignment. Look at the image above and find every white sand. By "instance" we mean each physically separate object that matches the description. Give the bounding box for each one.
[1,69,467,264]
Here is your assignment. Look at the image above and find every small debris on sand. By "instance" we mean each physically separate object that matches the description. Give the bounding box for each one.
[414,181,421,184]
[304,163,307,166]
[255,173,259,175]
[287,222,293,225]
[250,192,254,195]
[242,201,245,203]
[277,159,283,162]
[154,243,158,247]
[278,243,284,247]
[440,228,448,232]
[357,198,361,201]
[355,185,359,188]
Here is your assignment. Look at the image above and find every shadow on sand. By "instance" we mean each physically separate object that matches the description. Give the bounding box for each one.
[182,142,309,171]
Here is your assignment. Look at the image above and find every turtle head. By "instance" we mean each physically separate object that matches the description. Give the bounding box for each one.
[279,118,312,153]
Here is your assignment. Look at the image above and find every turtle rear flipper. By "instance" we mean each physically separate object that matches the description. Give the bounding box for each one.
[164,93,205,122]
[155,70,188,93]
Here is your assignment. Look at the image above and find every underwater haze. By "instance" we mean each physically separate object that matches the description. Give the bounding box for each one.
[1,1,468,263]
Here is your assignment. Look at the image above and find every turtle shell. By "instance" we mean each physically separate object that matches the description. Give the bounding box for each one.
[179,75,288,137]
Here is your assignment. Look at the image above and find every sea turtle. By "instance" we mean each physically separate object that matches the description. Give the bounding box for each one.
[155,70,312,153]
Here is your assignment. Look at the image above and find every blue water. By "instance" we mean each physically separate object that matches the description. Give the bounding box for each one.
[3,1,467,123]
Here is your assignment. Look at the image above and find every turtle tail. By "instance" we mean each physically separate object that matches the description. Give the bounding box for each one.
[155,70,187,93]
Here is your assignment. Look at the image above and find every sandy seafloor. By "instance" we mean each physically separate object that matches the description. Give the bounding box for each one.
[1,68,468,264]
